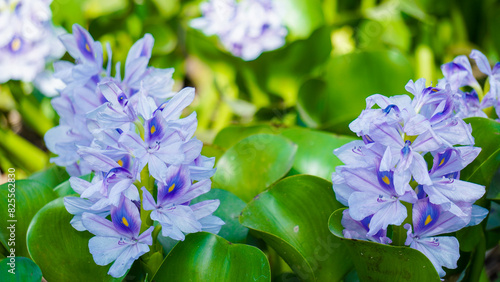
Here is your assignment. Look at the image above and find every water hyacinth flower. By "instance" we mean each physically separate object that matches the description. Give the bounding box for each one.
[46,25,224,278]
[142,165,223,241]
[333,65,487,277]
[0,0,64,84]
[420,147,485,217]
[45,24,177,175]
[82,198,154,277]
[439,49,500,119]
[404,198,486,277]
[191,0,287,61]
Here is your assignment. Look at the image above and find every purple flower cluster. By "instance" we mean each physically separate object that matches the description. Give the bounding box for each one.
[439,50,500,120]
[0,0,64,85]
[45,25,223,277]
[191,0,287,61]
[333,76,488,276]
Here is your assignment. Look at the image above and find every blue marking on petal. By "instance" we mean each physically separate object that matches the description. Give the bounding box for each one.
[117,93,128,107]
[377,170,394,191]
[117,155,131,170]
[111,199,139,237]
[147,115,163,142]
[418,201,440,232]
[436,149,452,168]
[362,135,374,144]
[105,167,133,183]
[74,26,95,61]
[153,102,168,116]
[430,99,453,123]
[383,104,399,115]
[360,215,373,232]
[158,166,190,203]
[401,140,412,156]
[444,171,459,179]
[159,175,185,202]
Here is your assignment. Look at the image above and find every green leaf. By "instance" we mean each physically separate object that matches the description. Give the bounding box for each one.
[240,175,352,281]
[280,128,358,180]
[0,180,57,258]
[328,208,441,281]
[190,188,249,243]
[274,0,324,39]
[297,50,413,133]
[28,166,69,189]
[213,124,277,149]
[152,232,270,281]
[462,118,500,188]
[0,257,42,282]
[26,198,116,281]
[213,134,297,202]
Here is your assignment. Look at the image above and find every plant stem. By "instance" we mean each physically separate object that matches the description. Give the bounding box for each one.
[138,165,155,233]
[391,202,412,246]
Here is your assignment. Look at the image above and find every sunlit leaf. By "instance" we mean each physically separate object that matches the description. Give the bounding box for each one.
[240,175,352,281]
[153,232,270,281]
[26,198,116,281]
[213,134,297,202]
[213,124,277,149]
[281,127,358,180]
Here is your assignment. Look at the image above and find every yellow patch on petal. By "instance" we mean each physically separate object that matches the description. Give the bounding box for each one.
[168,183,175,193]
[424,214,432,226]
[122,217,129,227]
[117,159,123,167]
[11,38,21,52]
[439,158,445,166]
[382,176,390,185]
[85,43,90,52]
[150,125,156,135]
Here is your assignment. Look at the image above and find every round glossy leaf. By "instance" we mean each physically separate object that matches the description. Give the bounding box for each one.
[26,198,115,281]
[190,188,249,243]
[28,166,70,189]
[212,134,297,202]
[240,175,352,281]
[328,208,441,281]
[152,232,270,281]
[280,128,359,180]
[0,257,42,282]
[0,180,57,258]
[297,50,413,132]
[213,124,277,149]
[461,118,500,188]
